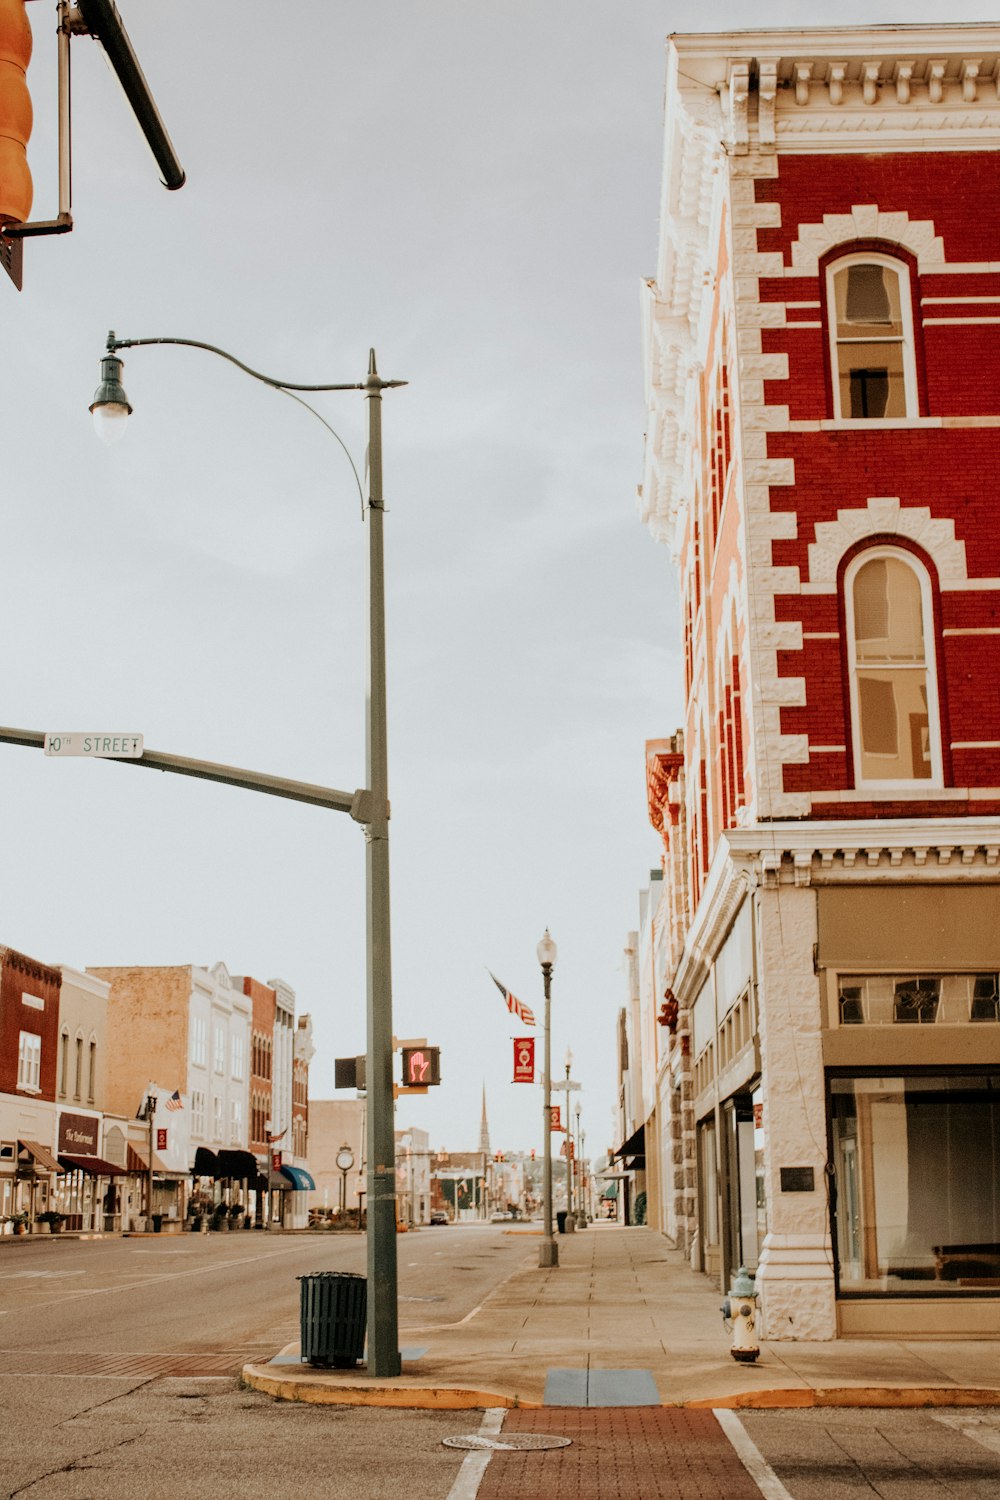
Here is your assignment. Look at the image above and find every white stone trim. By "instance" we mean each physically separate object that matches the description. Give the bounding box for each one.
[789,208,944,274]
[805,496,968,592]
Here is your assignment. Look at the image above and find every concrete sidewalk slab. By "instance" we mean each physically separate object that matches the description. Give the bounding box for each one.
[242,1225,1000,1411]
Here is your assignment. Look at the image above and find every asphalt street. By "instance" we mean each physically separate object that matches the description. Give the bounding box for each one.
[3,1228,1000,1498]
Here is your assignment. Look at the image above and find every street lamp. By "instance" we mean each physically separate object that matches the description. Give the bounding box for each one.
[537,928,558,1269]
[562,1048,575,1234]
[576,1104,586,1228]
[144,1091,156,1233]
[90,331,406,1378]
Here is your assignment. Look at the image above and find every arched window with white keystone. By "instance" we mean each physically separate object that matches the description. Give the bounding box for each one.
[827,254,918,419]
[845,548,941,787]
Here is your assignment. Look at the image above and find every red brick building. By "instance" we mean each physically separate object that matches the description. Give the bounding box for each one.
[0,946,63,1222]
[638,25,1000,1341]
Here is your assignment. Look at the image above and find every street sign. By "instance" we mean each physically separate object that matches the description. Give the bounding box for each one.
[44,732,143,759]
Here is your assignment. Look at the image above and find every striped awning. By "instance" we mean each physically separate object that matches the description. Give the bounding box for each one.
[18,1140,63,1173]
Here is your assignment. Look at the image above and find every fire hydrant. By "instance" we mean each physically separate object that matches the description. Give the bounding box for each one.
[721,1266,759,1363]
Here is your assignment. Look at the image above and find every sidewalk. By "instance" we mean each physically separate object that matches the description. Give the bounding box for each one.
[242,1224,1000,1410]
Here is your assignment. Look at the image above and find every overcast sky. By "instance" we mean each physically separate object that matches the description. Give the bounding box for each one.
[1,1,987,1161]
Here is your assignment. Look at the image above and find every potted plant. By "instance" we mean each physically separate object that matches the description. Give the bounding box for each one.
[37,1210,64,1234]
[210,1203,228,1232]
[10,1212,28,1236]
[228,1202,244,1229]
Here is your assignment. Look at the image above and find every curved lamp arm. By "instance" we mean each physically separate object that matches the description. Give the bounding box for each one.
[91,331,407,518]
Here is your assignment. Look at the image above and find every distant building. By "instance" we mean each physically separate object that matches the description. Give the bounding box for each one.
[307,1098,365,1215]
[0,946,62,1226]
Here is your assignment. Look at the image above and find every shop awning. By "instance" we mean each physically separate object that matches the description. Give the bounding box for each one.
[600,1180,619,1199]
[267,1172,288,1191]
[18,1140,63,1173]
[279,1165,316,1191]
[192,1147,218,1177]
[126,1144,169,1174]
[58,1155,126,1177]
[613,1125,646,1167]
[216,1150,257,1181]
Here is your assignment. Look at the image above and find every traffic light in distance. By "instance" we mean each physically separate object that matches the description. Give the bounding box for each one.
[530,1149,536,1161]
[0,0,32,225]
[401,1046,440,1087]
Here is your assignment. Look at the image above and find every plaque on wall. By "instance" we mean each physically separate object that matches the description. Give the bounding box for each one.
[780,1166,815,1193]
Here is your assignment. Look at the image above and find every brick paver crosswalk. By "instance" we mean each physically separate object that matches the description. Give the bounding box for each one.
[476,1408,761,1499]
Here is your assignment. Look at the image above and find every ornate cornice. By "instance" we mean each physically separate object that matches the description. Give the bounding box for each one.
[646,736,684,842]
[669,27,1000,156]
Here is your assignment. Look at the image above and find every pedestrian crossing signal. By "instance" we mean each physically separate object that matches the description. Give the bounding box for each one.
[401,1046,441,1086]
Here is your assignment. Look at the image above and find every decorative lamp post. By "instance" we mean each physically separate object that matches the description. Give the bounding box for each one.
[89,332,406,1378]
[537,929,558,1268]
[144,1091,157,1232]
[576,1104,586,1228]
[562,1048,575,1234]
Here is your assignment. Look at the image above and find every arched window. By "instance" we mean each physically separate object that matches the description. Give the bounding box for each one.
[87,1035,97,1104]
[845,549,941,786]
[59,1027,69,1098]
[827,254,917,419]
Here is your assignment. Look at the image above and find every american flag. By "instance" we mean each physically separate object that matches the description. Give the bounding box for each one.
[165,1090,184,1112]
[488,971,536,1027]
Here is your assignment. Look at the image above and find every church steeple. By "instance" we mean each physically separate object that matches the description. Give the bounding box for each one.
[478,1081,491,1158]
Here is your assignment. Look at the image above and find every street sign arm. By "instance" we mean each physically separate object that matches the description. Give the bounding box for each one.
[0,725,379,822]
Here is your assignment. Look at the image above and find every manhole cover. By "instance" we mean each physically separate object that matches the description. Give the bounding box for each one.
[442,1434,572,1452]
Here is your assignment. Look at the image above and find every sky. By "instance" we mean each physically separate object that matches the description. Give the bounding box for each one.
[1,0,989,1162]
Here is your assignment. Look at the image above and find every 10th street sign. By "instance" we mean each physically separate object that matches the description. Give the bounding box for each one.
[44,733,143,759]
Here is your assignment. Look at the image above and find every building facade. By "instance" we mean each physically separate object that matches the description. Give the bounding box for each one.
[639,24,1000,1339]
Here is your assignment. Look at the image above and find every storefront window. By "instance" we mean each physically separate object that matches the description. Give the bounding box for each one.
[831,1074,1000,1294]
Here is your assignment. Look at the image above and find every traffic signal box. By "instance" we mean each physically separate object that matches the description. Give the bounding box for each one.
[0,0,32,225]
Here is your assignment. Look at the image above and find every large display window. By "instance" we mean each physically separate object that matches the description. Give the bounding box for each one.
[830,1072,1000,1295]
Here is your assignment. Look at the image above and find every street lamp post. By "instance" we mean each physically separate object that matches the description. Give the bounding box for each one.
[90,333,405,1377]
[576,1105,586,1228]
[562,1049,575,1234]
[144,1091,156,1232]
[537,929,558,1269]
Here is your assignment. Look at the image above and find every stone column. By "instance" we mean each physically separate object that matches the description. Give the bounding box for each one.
[753,881,836,1340]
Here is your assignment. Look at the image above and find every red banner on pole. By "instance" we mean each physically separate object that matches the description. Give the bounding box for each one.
[156,1128,167,1152]
[513,1036,535,1083]
[548,1104,562,1131]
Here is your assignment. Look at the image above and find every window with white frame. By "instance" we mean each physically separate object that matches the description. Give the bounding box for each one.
[212,1094,223,1140]
[828,254,917,419]
[191,1015,207,1068]
[846,549,941,786]
[17,1031,41,1091]
[230,1097,243,1145]
[213,1024,225,1075]
[231,1031,245,1081]
[191,1090,206,1137]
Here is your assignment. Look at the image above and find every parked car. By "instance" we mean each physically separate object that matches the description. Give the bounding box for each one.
[429,1210,448,1225]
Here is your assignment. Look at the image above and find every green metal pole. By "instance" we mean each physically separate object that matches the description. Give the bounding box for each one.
[364,349,401,1378]
[539,962,558,1268]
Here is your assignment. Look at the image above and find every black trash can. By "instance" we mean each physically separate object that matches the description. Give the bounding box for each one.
[298,1271,367,1368]
[151,1214,162,1233]
[556,1211,567,1234]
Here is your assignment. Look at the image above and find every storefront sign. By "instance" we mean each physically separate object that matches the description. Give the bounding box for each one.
[58,1112,98,1155]
[513,1037,534,1084]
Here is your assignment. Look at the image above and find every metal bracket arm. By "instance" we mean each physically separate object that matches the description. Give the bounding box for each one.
[0,725,387,821]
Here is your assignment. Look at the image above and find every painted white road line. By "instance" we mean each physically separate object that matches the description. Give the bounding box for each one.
[445,1408,506,1500]
[714,1408,796,1500]
[933,1411,1000,1458]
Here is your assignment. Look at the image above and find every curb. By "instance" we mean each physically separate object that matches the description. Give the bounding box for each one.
[241,1363,538,1410]
[691,1386,1000,1410]
[242,1361,1000,1414]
